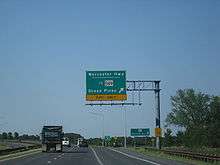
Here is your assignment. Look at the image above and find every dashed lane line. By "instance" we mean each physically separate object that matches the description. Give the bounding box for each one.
[90,146,104,165]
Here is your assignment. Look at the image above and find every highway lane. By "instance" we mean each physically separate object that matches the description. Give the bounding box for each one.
[0,146,99,165]
[0,146,192,165]
[93,147,191,165]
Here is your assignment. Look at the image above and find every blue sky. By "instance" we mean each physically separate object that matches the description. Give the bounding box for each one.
[0,0,219,138]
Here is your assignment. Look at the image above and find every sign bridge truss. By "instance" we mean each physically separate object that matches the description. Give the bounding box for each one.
[85,80,160,106]
[85,80,161,149]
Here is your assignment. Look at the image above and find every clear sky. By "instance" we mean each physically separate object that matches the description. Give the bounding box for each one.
[0,0,219,138]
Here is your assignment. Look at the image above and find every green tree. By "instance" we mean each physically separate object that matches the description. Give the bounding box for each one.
[175,131,184,146]
[207,96,220,147]
[163,128,174,147]
[166,89,211,147]
[2,132,7,139]
[8,132,13,139]
[14,132,19,139]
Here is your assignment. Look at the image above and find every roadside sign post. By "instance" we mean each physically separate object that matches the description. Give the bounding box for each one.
[131,128,150,148]
[124,106,127,148]
[155,128,162,137]
[105,136,111,146]
[155,81,161,149]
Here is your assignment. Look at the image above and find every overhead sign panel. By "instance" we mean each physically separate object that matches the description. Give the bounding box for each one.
[131,128,150,137]
[86,71,127,101]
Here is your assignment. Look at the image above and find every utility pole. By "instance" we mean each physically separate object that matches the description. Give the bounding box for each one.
[102,113,104,147]
[155,81,161,149]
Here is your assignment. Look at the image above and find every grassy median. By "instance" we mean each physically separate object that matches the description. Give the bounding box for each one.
[0,144,7,150]
[128,147,220,165]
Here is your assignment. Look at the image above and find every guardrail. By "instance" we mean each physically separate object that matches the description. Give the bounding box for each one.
[143,147,220,163]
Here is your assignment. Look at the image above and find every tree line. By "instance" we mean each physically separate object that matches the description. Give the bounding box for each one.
[89,89,220,149]
[164,89,220,148]
[0,132,40,141]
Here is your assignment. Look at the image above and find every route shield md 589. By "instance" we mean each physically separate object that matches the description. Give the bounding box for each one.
[86,71,127,101]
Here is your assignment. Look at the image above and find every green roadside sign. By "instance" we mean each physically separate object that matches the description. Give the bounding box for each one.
[105,136,111,141]
[131,128,150,137]
[86,71,127,101]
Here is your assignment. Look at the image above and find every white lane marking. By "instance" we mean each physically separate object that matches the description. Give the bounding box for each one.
[0,150,41,162]
[108,148,162,165]
[54,157,57,160]
[90,147,104,165]
[47,160,51,164]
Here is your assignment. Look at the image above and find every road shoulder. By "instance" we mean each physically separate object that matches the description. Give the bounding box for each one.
[109,147,192,165]
[0,148,41,162]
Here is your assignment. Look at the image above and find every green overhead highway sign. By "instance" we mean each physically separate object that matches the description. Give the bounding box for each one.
[86,71,127,101]
[131,128,150,137]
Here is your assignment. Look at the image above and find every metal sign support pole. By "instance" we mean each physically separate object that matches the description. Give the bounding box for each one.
[102,113,104,147]
[155,81,161,149]
[124,106,127,148]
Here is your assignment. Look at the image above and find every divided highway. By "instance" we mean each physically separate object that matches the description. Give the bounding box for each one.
[0,146,191,165]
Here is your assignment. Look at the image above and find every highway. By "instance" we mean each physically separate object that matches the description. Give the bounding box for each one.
[0,146,191,165]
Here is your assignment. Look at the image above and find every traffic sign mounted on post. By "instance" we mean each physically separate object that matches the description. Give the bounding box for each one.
[131,128,150,137]
[155,128,162,137]
[86,71,127,101]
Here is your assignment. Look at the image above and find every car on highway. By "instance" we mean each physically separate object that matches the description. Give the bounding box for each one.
[77,138,88,147]
[62,137,71,147]
[79,140,88,147]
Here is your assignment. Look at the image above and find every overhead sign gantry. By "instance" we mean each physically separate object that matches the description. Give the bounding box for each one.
[85,70,162,149]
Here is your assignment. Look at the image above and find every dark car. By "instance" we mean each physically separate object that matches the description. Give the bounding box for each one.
[79,140,88,147]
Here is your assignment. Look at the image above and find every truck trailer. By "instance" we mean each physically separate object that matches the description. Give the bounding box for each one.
[41,126,64,152]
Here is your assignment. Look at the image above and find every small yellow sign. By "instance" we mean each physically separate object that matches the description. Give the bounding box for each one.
[155,128,162,137]
[86,94,127,101]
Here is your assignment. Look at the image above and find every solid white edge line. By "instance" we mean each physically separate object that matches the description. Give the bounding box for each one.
[108,148,162,165]
[0,150,41,162]
[90,146,104,165]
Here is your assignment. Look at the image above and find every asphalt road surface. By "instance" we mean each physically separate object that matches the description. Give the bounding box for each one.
[0,146,192,165]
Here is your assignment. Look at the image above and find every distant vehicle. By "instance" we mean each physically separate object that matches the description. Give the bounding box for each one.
[41,126,64,152]
[113,142,122,147]
[111,137,123,147]
[77,138,88,147]
[62,137,71,147]
[77,138,83,147]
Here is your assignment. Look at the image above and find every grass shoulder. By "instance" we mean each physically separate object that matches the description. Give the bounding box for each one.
[0,148,41,161]
[0,144,7,150]
[128,147,219,165]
